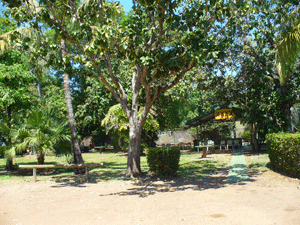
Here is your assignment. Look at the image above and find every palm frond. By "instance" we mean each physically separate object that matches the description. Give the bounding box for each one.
[0,27,40,53]
[101,103,129,133]
[276,7,300,85]
[0,123,10,136]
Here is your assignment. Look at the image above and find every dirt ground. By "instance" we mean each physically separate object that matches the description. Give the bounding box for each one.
[0,154,300,225]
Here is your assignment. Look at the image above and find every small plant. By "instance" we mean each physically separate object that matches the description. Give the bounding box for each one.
[146,147,180,177]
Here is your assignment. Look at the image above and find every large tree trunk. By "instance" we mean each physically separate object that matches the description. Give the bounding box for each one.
[37,152,45,165]
[125,123,142,177]
[61,39,84,170]
[125,66,144,177]
[251,123,259,152]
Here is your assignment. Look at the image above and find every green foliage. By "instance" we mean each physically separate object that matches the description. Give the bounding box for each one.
[0,107,71,165]
[0,17,17,35]
[146,147,180,177]
[101,103,159,151]
[266,132,300,178]
[291,106,300,131]
[276,7,300,85]
[102,103,159,133]
[213,0,300,135]
[0,50,36,117]
[4,0,257,176]
[241,129,251,141]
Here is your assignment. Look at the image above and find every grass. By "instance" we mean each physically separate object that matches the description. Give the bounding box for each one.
[246,152,270,174]
[178,153,230,180]
[0,150,232,184]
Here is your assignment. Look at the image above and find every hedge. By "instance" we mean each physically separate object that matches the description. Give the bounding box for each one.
[146,147,180,177]
[266,132,300,178]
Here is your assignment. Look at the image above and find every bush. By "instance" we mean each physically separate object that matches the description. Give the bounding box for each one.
[146,147,181,177]
[266,132,300,178]
[241,129,251,141]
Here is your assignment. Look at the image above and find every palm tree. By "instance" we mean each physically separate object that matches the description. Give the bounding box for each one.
[4,108,71,165]
[276,7,300,85]
[0,3,85,166]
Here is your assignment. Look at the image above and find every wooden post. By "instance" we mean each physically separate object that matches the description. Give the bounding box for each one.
[33,168,37,182]
[202,147,207,158]
[212,146,216,153]
[85,167,89,181]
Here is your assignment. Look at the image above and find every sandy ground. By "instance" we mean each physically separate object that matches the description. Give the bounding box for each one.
[0,154,300,225]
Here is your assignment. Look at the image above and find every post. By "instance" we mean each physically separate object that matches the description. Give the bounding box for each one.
[202,147,207,158]
[212,146,216,153]
[85,166,89,181]
[33,168,37,182]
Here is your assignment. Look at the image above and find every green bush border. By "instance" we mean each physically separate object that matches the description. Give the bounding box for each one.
[146,147,180,177]
[266,132,300,178]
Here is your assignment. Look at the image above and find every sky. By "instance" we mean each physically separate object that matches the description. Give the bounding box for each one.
[118,0,133,13]
[0,2,5,15]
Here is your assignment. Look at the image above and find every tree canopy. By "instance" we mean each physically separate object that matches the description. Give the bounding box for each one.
[1,0,300,175]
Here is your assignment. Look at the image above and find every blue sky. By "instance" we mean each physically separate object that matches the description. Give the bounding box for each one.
[118,0,133,13]
[0,2,5,15]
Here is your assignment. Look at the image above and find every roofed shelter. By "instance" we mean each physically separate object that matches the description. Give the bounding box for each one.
[184,105,246,149]
[185,105,240,127]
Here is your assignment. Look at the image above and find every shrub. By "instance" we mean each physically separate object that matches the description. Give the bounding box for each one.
[146,147,180,177]
[241,129,251,141]
[266,132,300,178]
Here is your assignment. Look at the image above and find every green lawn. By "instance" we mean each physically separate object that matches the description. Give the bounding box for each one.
[0,151,232,184]
[246,153,270,174]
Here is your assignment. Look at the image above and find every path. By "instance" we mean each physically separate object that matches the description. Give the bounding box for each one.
[1,151,300,225]
[227,149,250,183]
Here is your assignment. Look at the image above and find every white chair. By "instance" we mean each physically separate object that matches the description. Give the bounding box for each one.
[220,140,226,150]
[227,140,233,150]
[234,140,240,149]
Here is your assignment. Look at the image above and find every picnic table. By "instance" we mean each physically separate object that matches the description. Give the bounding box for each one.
[19,163,104,182]
[195,145,220,158]
[94,146,105,154]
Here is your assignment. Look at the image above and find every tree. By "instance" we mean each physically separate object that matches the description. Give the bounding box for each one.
[75,76,117,147]
[276,7,300,85]
[253,0,300,132]
[9,0,247,177]
[2,107,71,165]
[223,44,284,151]
[0,2,86,167]
[212,0,300,136]
[101,103,159,151]
[61,38,84,165]
[0,17,39,169]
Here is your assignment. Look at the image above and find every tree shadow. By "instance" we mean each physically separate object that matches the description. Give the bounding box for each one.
[50,162,129,188]
[48,154,257,192]
[96,156,256,198]
[244,151,270,178]
[98,167,254,198]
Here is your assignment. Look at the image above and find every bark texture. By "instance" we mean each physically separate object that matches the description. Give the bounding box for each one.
[251,123,259,152]
[125,121,142,177]
[61,39,84,169]
[37,152,45,165]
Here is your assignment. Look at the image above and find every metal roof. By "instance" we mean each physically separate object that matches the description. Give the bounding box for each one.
[183,105,239,127]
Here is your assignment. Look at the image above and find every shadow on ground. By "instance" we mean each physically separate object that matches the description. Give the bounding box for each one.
[98,167,255,198]
[50,162,129,188]
[6,152,266,192]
